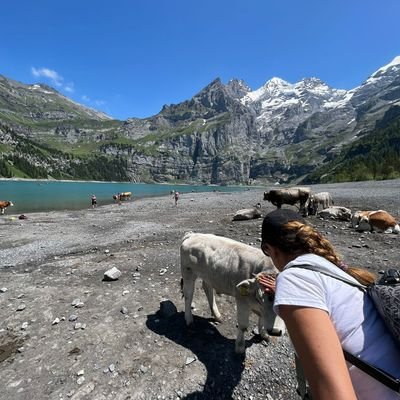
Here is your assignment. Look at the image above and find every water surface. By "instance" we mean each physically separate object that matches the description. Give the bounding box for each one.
[0,180,250,214]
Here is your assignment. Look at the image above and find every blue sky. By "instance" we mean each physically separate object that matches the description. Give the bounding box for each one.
[1,0,399,120]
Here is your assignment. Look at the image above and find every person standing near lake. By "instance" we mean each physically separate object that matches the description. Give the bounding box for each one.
[258,209,400,400]
[91,194,97,209]
[173,190,180,206]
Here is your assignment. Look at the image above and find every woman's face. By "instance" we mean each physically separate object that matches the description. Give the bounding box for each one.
[262,242,292,271]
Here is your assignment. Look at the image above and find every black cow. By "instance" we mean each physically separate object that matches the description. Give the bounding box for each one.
[263,187,311,216]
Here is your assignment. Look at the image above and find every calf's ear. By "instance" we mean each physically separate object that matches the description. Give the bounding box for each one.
[237,278,256,296]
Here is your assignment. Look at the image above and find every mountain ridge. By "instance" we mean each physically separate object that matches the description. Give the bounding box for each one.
[1,56,400,183]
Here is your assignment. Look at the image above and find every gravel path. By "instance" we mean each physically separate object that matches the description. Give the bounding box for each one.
[0,179,399,400]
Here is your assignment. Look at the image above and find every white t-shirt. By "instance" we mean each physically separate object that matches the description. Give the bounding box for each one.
[273,253,400,399]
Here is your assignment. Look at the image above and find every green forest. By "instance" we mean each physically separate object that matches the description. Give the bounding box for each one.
[304,114,400,183]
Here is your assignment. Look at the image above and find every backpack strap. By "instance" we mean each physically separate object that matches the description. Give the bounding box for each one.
[284,263,367,290]
[343,350,400,392]
[285,264,400,393]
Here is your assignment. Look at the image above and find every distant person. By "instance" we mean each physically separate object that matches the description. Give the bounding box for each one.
[173,191,180,206]
[91,194,97,209]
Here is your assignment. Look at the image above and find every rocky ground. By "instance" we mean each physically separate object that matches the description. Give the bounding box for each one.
[0,179,399,400]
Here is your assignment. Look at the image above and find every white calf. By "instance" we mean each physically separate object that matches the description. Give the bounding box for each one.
[180,232,285,354]
[318,206,352,221]
[308,192,334,215]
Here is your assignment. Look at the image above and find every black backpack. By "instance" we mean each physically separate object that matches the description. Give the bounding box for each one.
[286,265,400,395]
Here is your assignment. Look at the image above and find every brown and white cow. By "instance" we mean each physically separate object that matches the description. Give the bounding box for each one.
[180,232,285,354]
[0,201,14,215]
[263,187,311,216]
[352,210,400,234]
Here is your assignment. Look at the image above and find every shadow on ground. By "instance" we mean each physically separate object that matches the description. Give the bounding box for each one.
[146,311,261,399]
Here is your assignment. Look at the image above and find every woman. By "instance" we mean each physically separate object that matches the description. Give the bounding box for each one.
[258,209,400,399]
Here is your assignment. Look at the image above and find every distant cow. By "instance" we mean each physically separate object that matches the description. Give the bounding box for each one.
[317,206,352,221]
[0,201,14,215]
[352,210,400,234]
[180,232,285,354]
[113,192,132,202]
[308,192,334,215]
[232,203,262,221]
[263,187,311,216]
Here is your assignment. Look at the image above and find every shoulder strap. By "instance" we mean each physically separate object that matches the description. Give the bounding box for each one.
[284,264,367,290]
[286,264,400,393]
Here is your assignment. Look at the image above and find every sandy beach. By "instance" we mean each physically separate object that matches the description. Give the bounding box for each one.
[0,182,399,400]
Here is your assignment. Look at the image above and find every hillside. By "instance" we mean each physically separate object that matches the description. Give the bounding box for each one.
[303,106,400,183]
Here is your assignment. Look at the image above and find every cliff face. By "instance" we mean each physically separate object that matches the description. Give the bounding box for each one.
[1,57,400,183]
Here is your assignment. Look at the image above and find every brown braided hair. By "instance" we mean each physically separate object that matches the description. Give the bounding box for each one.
[276,221,376,286]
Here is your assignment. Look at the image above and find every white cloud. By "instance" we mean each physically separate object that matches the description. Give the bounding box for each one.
[64,83,75,93]
[31,67,106,110]
[31,67,64,87]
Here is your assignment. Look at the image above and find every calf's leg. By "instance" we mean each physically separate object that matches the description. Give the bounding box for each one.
[202,281,222,322]
[182,274,196,326]
[235,300,250,354]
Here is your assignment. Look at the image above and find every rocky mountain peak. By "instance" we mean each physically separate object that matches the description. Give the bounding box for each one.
[297,77,328,89]
[226,79,251,99]
[262,77,291,93]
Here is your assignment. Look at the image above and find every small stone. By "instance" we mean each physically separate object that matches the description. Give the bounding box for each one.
[109,364,115,372]
[0,288,8,293]
[77,370,84,376]
[71,299,81,306]
[159,269,167,276]
[21,322,29,330]
[185,356,196,365]
[140,365,148,373]
[104,267,121,281]
[121,307,129,315]
[77,376,85,385]
[69,315,78,322]
[122,290,130,296]
[74,323,83,330]
[16,304,26,311]
[104,249,110,254]
[52,318,60,325]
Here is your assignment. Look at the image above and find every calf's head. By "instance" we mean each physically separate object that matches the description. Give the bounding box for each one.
[236,276,285,337]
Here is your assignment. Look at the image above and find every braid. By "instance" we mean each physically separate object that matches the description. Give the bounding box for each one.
[282,221,376,285]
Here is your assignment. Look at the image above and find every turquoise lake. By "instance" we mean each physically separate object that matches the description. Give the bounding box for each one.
[0,180,250,215]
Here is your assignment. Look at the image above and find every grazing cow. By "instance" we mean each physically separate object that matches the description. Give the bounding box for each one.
[180,232,285,354]
[113,192,132,201]
[263,187,311,216]
[352,210,400,234]
[317,206,352,221]
[0,201,14,215]
[308,192,334,215]
[232,203,262,221]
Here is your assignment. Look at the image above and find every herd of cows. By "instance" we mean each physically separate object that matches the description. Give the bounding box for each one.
[232,186,400,234]
[179,186,400,354]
